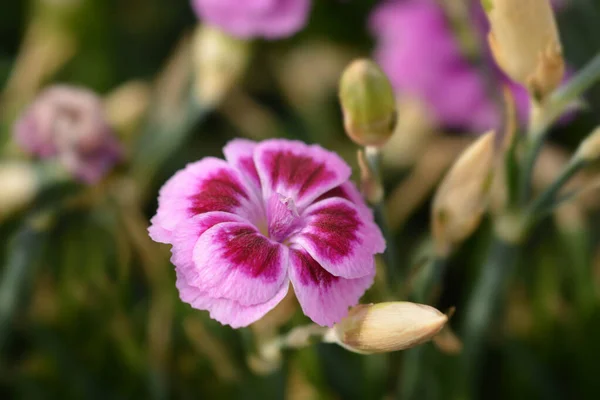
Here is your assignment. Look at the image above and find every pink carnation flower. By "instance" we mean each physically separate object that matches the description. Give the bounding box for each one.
[14,85,122,184]
[149,139,385,328]
[191,0,311,39]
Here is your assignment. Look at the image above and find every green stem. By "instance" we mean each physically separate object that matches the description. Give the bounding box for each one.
[528,158,586,223]
[552,52,600,112]
[519,132,546,205]
[520,52,600,204]
[0,214,51,353]
[365,146,401,289]
[398,345,427,400]
[546,180,598,214]
[457,237,520,399]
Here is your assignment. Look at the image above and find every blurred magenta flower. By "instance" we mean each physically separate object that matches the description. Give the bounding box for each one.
[149,139,385,328]
[15,85,122,184]
[370,0,534,131]
[191,0,311,39]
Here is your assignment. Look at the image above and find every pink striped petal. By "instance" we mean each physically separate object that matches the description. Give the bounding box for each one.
[289,248,374,327]
[190,221,289,306]
[170,212,249,272]
[314,181,374,221]
[176,270,289,328]
[148,157,262,244]
[223,139,261,190]
[254,139,351,210]
[289,198,385,279]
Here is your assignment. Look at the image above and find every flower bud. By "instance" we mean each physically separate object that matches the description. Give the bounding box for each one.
[339,59,397,147]
[0,162,38,220]
[104,80,151,136]
[485,0,564,99]
[432,131,495,257]
[192,25,251,107]
[14,85,122,184]
[326,302,448,354]
[575,127,600,163]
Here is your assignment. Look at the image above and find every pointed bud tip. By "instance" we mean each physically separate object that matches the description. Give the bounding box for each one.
[339,59,396,147]
[575,126,600,163]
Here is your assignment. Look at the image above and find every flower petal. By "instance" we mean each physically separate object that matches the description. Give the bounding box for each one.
[176,271,289,328]
[289,248,374,327]
[223,138,261,190]
[148,157,262,244]
[314,181,374,221]
[190,221,289,306]
[254,139,351,210]
[289,198,385,279]
[170,211,249,271]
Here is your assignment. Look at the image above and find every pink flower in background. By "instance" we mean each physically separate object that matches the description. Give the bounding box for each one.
[191,0,311,39]
[370,0,537,131]
[15,85,122,184]
[149,139,384,328]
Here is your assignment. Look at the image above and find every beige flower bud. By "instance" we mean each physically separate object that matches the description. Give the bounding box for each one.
[432,131,495,257]
[192,25,251,107]
[575,127,600,163]
[0,162,38,220]
[104,80,151,136]
[325,302,448,354]
[486,0,564,99]
[339,59,397,147]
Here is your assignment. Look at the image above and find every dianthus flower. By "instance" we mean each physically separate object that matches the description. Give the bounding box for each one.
[149,139,385,328]
[15,85,122,184]
[191,0,311,39]
[370,0,566,131]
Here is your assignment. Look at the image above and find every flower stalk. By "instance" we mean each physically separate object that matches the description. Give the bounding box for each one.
[0,212,53,352]
[527,157,587,223]
[364,146,402,288]
[456,235,520,399]
[520,52,600,204]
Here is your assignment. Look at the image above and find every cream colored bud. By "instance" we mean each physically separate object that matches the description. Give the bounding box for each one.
[486,0,564,99]
[192,25,251,106]
[432,131,495,256]
[326,302,448,354]
[339,59,397,147]
[104,81,151,136]
[575,127,600,163]
[0,162,38,220]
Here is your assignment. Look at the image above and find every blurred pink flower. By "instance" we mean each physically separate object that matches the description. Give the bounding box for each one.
[15,85,122,184]
[149,139,384,328]
[191,0,311,39]
[370,0,550,131]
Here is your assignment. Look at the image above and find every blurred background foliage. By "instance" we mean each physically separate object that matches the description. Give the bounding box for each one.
[2,0,600,399]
